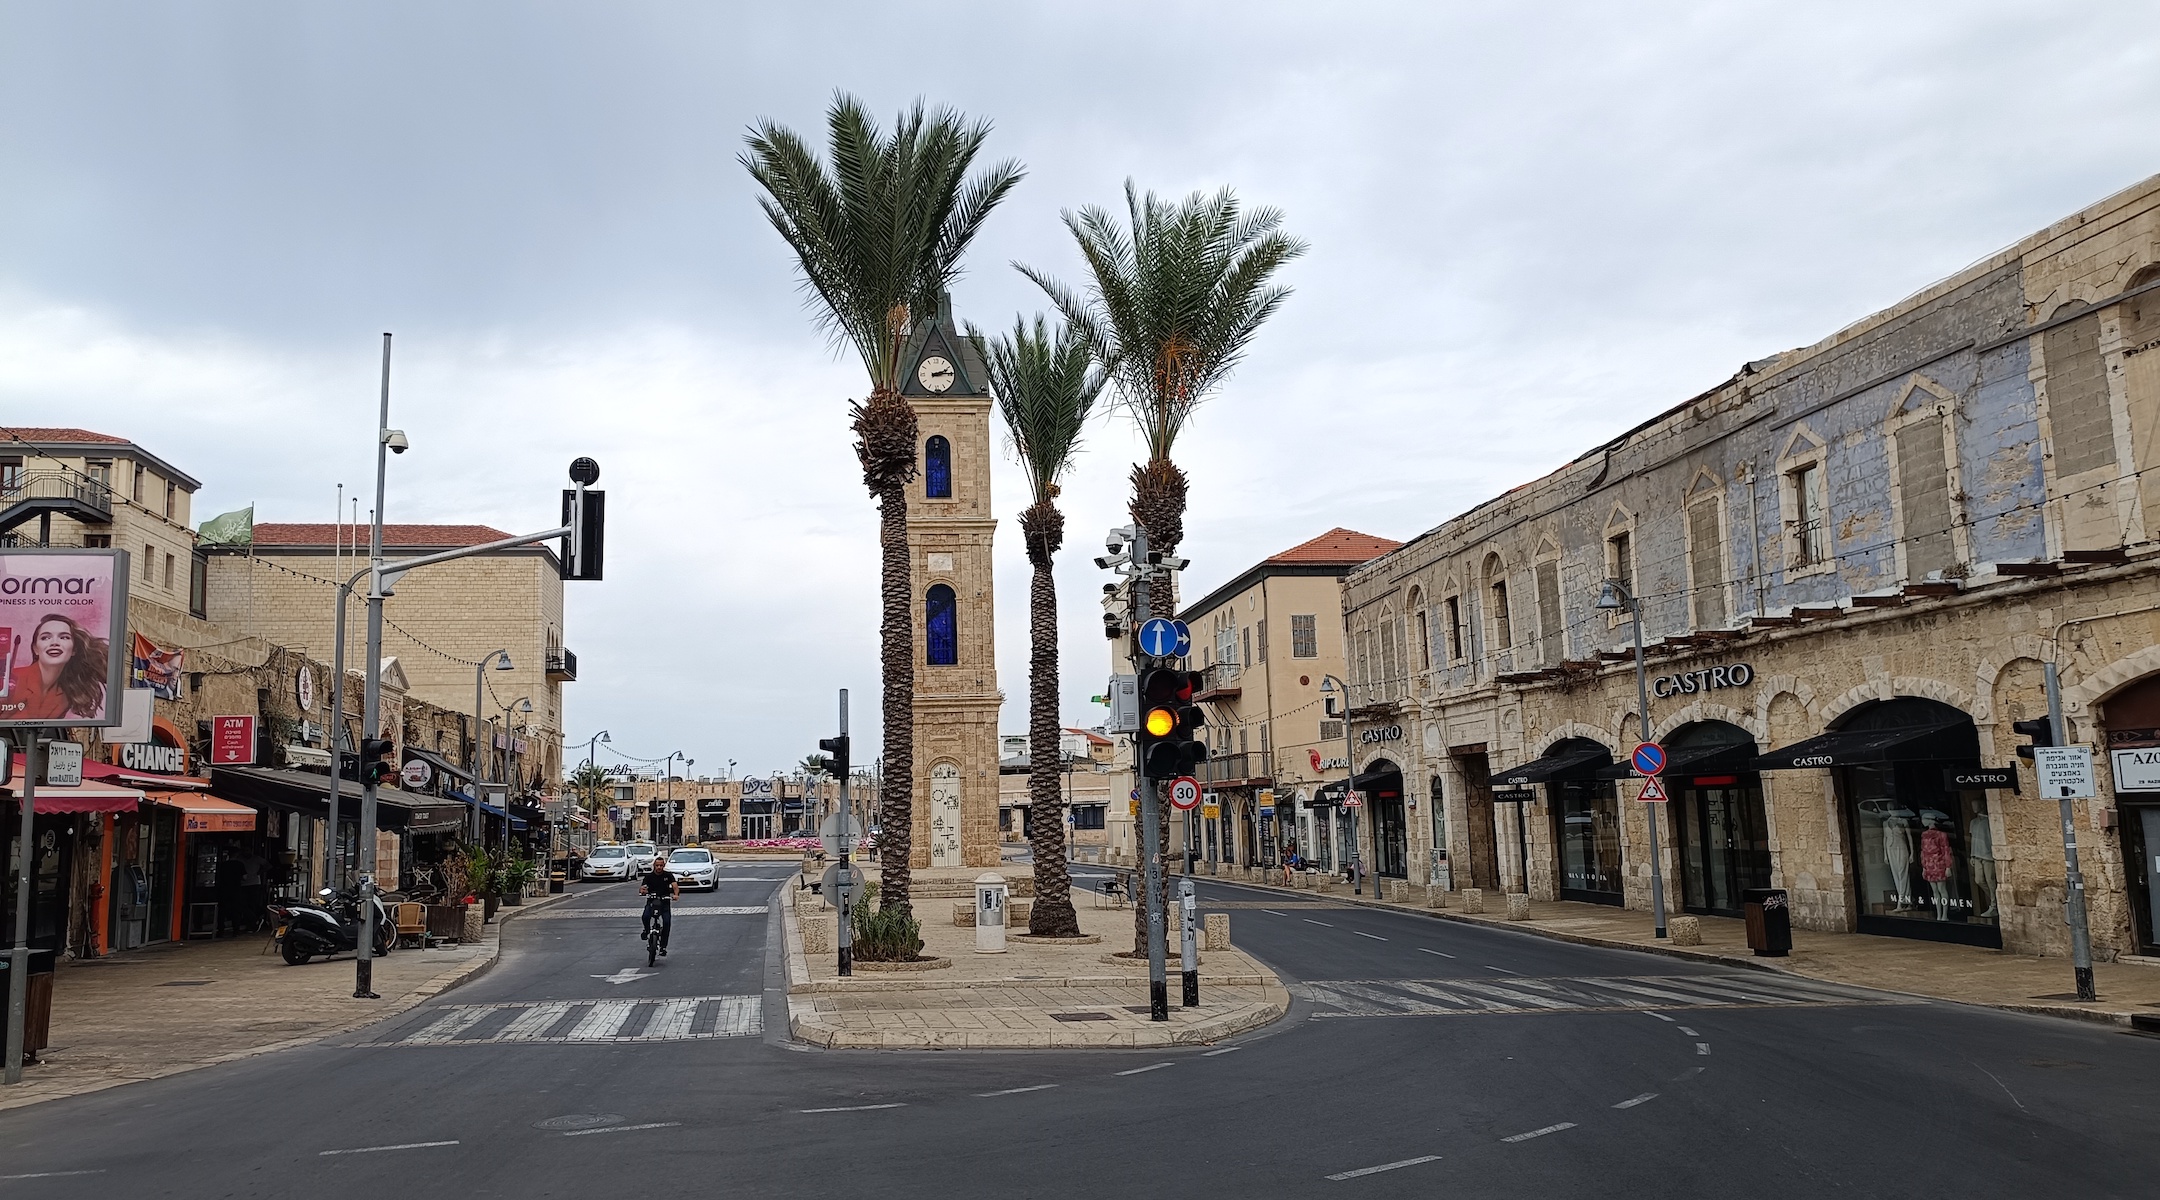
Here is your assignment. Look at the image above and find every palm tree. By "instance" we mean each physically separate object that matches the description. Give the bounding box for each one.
[743,95,1023,912]
[974,315,1106,938]
[567,762,610,814]
[1022,182,1305,951]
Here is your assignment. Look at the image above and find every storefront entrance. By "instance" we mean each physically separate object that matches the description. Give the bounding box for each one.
[2101,675,2160,953]
[1663,721,1772,918]
[1551,779,1624,904]
[740,801,775,841]
[1358,760,1408,879]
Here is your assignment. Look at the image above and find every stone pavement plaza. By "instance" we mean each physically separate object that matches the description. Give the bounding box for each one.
[783,868,1289,1050]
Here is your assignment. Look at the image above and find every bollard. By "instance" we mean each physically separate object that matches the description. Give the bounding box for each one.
[1386,880,1408,903]
[1506,893,1531,921]
[1463,888,1485,915]
[1669,915,1702,946]
[975,874,1008,953]
[1203,911,1231,951]
[803,919,832,954]
[1426,886,1447,909]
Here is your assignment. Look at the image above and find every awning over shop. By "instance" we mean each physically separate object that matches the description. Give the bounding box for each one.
[1597,739,1761,781]
[1350,763,1403,798]
[398,804,468,835]
[1491,741,1613,787]
[209,766,426,820]
[1752,719,1977,771]
[144,791,259,833]
[403,747,474,785]
[3,779,144,815]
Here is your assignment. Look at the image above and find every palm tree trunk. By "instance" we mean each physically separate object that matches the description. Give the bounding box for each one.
[1022,501,1080,937]
[1129,456,1189,955]
[855,389,918,912]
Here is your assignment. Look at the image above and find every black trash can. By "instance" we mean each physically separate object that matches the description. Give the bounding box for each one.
[1742,888,1792,957]
[0,947,60,1060]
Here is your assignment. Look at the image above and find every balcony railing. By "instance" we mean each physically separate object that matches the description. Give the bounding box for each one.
[1193,660,1241,700]
[0,470,113,536]
[546,647,577,682]
[1202,752,1269,785]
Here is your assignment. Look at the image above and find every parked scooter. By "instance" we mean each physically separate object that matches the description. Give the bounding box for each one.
[272,885,394,965]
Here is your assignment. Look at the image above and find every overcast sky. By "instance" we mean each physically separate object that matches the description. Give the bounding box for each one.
[4,2,2157,778]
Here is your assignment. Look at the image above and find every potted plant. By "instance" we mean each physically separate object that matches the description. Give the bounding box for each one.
[499,856,538,906]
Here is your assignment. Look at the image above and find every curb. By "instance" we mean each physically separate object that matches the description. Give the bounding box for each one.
[1201,874,2142,1029]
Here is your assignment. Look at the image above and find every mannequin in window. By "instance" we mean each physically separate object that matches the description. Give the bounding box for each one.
[1881,810,1916,912]
[1969,811,1997,918]
[1919,811,1954,921]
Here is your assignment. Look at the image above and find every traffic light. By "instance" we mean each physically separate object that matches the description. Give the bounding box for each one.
[819,734,850,777]
[1103,611,1126,640]
[560,458,606,581]
[2013,717,2054,761]
[1138,667,1208,779]
[360,738,397,788]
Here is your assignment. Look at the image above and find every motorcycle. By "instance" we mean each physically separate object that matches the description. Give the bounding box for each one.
[272,885,395,965]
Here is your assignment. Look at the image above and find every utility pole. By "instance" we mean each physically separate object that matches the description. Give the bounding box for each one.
[5,736,42,1085]
[1126,524,1171,1022]
[355,332,393,1001]
[2045,663,2097,1001]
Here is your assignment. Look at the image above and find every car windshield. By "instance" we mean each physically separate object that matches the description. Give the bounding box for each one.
[668,849,710,863]
[628,844,656,853]
[590,847,626,859]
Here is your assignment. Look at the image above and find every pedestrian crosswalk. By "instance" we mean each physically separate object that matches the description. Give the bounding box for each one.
[525,906,769,919]
[372,995,763,1045]
[1294,973,1893,1017]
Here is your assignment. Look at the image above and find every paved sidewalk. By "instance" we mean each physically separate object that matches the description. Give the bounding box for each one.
[1201,868,2160,1027]
[782,874,1288,1050]
[0,890,573,1112]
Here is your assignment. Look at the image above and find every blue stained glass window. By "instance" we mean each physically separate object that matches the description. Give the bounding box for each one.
[926,584,958,665]
[925,436,952,499]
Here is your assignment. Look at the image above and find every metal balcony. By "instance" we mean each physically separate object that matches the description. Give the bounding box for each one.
[0,471,113,538]
[546,647,577,682]
[1201,752,1270,788]
[1193,661,1242,701]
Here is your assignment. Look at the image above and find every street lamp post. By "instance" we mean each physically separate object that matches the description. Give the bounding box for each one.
[662,751,689,844]
[1597,577,1668,940]
[1320,675,1361,891]
[470,650,513,843]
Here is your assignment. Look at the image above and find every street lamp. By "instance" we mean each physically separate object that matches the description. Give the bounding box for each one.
[1597,577,1668,940]
[663,751,689,844]
[469,650,514,842]
[1319,675,1363,892]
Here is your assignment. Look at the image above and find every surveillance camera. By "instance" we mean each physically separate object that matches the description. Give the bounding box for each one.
[383,429,411,454]
[1105,537,1124,555]
[1146,551,1163,565]
[1165,556,1190,571]
[1102,583,1117,595]
[1093,555,1114,570]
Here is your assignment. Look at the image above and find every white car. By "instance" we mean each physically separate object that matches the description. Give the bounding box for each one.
[583,845,634,880]
[662,847,717,891]
[626,842,660,872]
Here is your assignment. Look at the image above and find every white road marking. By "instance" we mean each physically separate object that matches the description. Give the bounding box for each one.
[1500,1123,1576,1143]
[1324,1155,1442,1181]
[320,1141,460,1156]
[975,1084,1059,1097]
[497,1002,574,1042]
[565,1000,641,1040]
[1613,1093,1658,1109]
[1298,974,1895,1019]
[1647,1011,1676,1022]
[560,1122,682,1137]
[1696,1043,1712,1055]
[1354,931,1388,941]
[800,1104,906,1113]
[1201,1046,1243,1057]
[404,1008,491,1044]
[1303,919,1334,927]
[0,1171,106,1180]
[1261,909,1289,916]
[640,998,701,1040]
[528,906,769,918]
[1672,1066,1705,1081]
[1115,1062,1174,1076]
[591,968,651,985]
[1677,1026,1698,1036]
[1417,948,1456,959]
[1482,965,1520,975]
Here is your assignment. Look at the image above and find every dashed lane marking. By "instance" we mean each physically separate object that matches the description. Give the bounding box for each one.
[800,1104,906,1113]
[560,1122,682,1136]
[0,1171,106,1180]
[1295,973,1892,1018]
[1417,948,1456,959]
[1646,1011,1675,1022]
[370,995,761,1045]
[1325,1155,1441,1181]
[1261,909,1289,916]
[1696,1043,1712,1055]
[1354,931,1388,941]
[1303,919,1335,927]
[1115,1062,1174,1076]
[1483,965,1520,975]
[1613,1093,1658,1109]
[320,1141,459,1156]
[975,1084,1058,1097]
[1677,1026,1698,1036]
[1201,1046,1242,1057]
[525,906,768,918]
[1501,1123,1576,1143]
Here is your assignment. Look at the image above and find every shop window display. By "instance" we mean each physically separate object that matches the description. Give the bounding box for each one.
[1846,763,1996,932]
[1553,779,1623,904]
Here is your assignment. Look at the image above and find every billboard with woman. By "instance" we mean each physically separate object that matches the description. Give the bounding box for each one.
[0,549,130,728]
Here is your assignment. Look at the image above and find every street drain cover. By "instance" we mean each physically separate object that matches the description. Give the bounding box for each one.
[1050,1012,1112,1022]
[159,980,214,987]
[534,1113,626,1131]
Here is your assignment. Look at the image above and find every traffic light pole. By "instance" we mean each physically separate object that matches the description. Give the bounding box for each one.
[356,333,392,1001]
[834,690,854,977]
[2045,663,2097,1001]
[1131,526,1169,1023]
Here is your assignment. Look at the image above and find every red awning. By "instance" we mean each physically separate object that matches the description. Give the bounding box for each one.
[144,791,259,833]
[5,754,149,813]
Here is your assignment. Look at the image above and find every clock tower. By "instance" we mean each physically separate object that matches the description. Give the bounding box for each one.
[900,298,1001,869]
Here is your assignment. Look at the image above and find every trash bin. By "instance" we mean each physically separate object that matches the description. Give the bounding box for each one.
[0,947,59,1060]
[1742,888,1791,957]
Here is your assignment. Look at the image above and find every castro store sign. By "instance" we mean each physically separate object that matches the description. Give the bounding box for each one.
[1358,724,1404,746]
[1651,663,1755,699]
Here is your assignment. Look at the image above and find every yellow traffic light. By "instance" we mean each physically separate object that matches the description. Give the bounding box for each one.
[1144,706,1176,737]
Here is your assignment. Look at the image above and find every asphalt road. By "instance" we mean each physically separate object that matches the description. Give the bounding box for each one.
[5,867,2159,1198]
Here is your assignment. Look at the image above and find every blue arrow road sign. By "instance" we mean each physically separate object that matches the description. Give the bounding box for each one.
[1138,617,1180,658]
[1631,742,1667,776]
[1171,620,1192,657]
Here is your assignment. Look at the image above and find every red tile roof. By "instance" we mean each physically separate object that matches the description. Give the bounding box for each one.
[253,523,518,548]
[2,427,130,445]
[1263,527,1403,567]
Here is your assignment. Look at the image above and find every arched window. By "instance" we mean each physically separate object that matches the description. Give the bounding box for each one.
[924,436,952,499]
[925,584,958,665]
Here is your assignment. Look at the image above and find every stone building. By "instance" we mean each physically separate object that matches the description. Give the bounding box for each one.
[1339,172,2160,958]
[899,302,1001,869]
[997,728,1116,851]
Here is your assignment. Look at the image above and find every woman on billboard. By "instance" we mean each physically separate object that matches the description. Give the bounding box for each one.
[5,613,110,720]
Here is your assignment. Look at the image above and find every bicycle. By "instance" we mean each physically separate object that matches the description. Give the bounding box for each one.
[645,915,664,966]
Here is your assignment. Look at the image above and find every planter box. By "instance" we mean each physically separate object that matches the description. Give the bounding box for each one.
[426,905,468,939]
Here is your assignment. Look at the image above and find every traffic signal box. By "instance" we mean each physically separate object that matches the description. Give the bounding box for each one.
[818,734,850,777]
[1138,667,1208,779]
[2013,717,2054,761]
[360,738,397,787]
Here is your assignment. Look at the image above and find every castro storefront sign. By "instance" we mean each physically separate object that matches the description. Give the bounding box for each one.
[1651,663,1755,699]
[1358,724,1404,745]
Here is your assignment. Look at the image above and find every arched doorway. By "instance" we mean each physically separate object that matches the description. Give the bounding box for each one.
[1663,720,1771,918]
[1494,736,1615,901]
[1357,758,1407,878]
[2103,674,2160,954]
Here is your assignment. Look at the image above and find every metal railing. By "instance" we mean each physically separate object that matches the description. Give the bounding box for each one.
[0,469,113,522]
[546,647,578,681]
[1194,660,1241,695]
[1203,753,1267,784]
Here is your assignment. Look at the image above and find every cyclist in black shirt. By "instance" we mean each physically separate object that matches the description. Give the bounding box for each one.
[639,857,679,955]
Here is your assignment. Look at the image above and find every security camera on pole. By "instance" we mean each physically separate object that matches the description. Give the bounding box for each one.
[347,333,609,1001]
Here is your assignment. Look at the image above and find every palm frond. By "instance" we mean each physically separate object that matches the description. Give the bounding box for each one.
[972,315,1105,505]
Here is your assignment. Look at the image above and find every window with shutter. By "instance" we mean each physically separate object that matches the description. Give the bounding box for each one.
[1535,561,1562,665]
[1688,497,1728,629]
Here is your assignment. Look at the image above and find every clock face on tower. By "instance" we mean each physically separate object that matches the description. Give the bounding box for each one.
[917,355,956,393]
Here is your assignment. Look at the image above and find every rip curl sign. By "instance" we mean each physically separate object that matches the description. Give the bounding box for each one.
[0,548,130,728]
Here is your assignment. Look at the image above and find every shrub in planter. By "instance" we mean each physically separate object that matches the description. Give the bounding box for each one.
[848,883,924,962]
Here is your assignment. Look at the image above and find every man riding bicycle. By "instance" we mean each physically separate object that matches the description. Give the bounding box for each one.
[638,854,680,956]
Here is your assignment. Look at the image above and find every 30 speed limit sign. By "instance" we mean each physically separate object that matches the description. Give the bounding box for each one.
[1168,776,1202,810]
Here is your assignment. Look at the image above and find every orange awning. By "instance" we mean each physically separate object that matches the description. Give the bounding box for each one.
[145,791,259,833]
